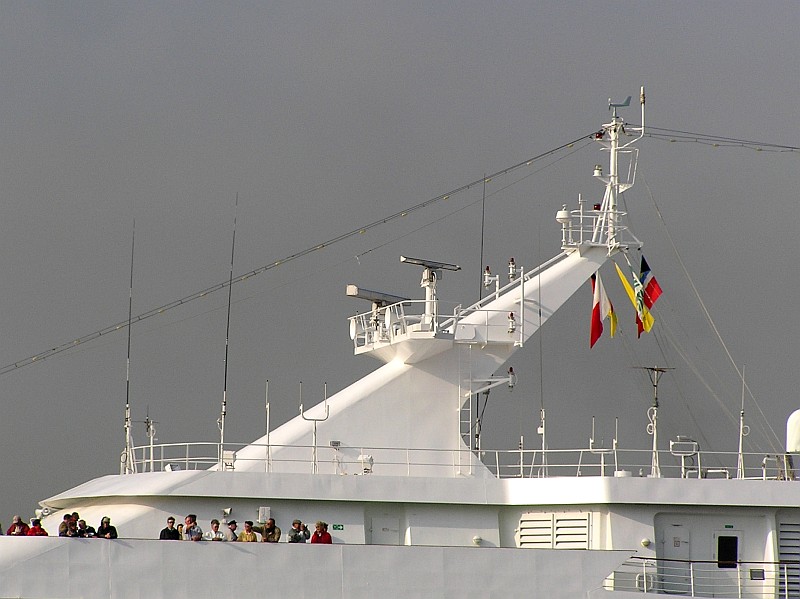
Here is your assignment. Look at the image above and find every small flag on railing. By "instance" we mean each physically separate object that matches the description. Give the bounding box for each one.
[590,272,617,348]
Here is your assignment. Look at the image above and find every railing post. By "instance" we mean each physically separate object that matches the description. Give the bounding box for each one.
[783,562,788,599]
[737,562,742,599]
[689,561,695,597]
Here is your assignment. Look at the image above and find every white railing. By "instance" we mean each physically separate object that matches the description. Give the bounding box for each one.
[604,556,800,599]
[349,299,463,349]
[126,442,800,481]
[558,206,637,249]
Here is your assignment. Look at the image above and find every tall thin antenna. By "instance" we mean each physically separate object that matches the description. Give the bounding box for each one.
[123,220,136,475]
[478,173,487,301]
[218,193,238,467]
[536,221,547,475]
[737,364,750,479]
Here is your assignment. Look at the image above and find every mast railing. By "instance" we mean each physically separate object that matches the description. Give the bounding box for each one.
[349,255,575,353]
[349,300,527,350]
[557,205,639,251]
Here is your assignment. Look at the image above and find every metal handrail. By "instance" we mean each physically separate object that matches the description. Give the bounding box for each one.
[127,442,800,481]
[605,556,800,598]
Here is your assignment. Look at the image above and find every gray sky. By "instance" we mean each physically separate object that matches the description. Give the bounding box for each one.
[2,1,800,520]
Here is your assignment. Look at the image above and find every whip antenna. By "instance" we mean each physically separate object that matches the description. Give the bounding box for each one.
[123,220,136,474]
[218,194,238,467]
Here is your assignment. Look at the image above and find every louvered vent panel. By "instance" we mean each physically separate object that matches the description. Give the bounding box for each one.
[517,512,591,549]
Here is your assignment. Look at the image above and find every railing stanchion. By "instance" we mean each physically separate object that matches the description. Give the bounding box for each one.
[690,561,695,597]
[737,562,742,599]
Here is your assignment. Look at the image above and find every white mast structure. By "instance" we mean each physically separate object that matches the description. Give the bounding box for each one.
[232,90,647,476]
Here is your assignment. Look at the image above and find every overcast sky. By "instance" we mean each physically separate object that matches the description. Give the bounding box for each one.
[1,1,800,520]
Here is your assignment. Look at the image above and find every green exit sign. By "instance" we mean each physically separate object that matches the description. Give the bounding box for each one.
[332,524,344,531]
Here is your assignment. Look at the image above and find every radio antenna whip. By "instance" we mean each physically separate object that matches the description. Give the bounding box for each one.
[123,220,136,474]
[218,194,238,467]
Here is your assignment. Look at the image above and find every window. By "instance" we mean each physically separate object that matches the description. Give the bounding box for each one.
[717,535,738,568]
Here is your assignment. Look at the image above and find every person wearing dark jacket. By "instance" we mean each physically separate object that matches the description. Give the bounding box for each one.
[96,517,118,539]
[159,516,180,540]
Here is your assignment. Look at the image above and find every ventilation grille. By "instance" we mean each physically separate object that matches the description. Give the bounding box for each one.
[517,512,591,549]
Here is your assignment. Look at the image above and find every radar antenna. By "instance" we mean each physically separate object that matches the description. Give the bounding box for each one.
[399,256,460,331]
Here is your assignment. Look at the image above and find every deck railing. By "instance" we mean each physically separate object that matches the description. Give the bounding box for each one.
[125,442,798,481]
[604,556,800,599]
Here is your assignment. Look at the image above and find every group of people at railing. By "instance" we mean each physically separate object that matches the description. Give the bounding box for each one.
[2,511,332,543]
[3,512,117,538]
[160,514,332,543]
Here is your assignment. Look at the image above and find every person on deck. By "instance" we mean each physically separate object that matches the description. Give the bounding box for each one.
[222,520,238,542]
[26,519,48,536]
[159,516,180,540]
[204,519,224,541]
[287,519,310,543]
[58,513,72,537]
[7,515,29,536]
[310,521,332,544]
[260,518,281,542]
[64,520,80,537]
[183,514,203,541]
[77,519,95,538]
[237,520,258,542]
[96,517,118,539]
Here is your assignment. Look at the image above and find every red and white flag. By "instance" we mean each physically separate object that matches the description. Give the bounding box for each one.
[590,272,617,348]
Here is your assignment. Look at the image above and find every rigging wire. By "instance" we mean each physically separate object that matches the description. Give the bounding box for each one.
[643,126,800,153]
[354,138,594,260]
[612,176,769,455]
[614,192,719,452]
[0,134,593,377]
[638,173,783,453]
[621,189,765,455]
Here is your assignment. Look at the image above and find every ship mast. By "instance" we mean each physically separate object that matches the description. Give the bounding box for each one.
[588,86,646,251]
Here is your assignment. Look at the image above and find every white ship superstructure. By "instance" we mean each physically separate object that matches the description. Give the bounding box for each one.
[3,90,800,599]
